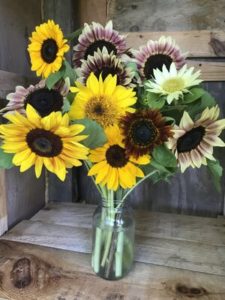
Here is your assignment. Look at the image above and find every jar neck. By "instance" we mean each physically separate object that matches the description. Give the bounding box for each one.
[101,198,125,209]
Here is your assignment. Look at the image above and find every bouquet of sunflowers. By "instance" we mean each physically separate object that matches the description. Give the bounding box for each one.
[0,20,225,280]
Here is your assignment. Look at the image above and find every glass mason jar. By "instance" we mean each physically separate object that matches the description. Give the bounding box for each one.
[92,199,135,280]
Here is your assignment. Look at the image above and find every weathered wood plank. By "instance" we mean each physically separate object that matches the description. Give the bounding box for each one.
[109,0,225,32]
[124,31,225,58]
[186,60,225,81]
[0,171,7,236]
[0,0,41,76]
[0,70,28,99]
[31,203,225,246]
[0,240,225,300]
[3,218,225,276]
[78,0,108,25]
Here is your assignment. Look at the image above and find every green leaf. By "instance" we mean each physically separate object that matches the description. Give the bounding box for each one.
[0,148,14,169]
[65,28,83,41]
[46,69,65,89]
[183,87,205,104]
[152,145,177,168]
[63,60,76,83]
[187,91,216,119]
[207,159,223,193]
[141,92,166,109]
[72,119,107,149]
[66,92,75,104]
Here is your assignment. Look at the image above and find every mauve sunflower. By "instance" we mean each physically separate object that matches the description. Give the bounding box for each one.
[167,106,225,172]
[78,48,134,87]
[73,21,127,68]
[88,125,150,191]
[69,73,136,128]
[134,36,186,80]
[28,20,70,78]
[120,109,173,158]
[1,79,69,117]
[0,105,89,180]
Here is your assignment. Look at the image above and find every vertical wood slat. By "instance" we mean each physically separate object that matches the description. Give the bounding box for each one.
[78,0,108,24]
[0,171,7,235]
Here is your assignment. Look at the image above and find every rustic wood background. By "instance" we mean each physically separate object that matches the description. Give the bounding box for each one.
[1,0,225,231]
[0,0,45,230]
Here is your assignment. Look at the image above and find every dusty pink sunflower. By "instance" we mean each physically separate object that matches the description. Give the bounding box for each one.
[2,79,69,117]
[78,48,134,87]
[73,21,127,68]
[134,36,186,80]
[167,106,225,172]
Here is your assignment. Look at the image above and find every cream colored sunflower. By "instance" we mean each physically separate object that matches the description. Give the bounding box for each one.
[0,105,89,180]
[88,125,150,191]
[28,20,70,78]
[69,73,137,128]
[167,106,225,172]
[146,63,202,104]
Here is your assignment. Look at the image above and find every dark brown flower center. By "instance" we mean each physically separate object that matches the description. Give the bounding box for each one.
[84,40,117,59]
[93,103,105,115]
[106,145,128,168]
[26,129,63,157]
[144,54,173,79]
[131,119,158,147]
[25,88,63,117]
[41,39,58,63]
[94,67,118,82]
[177,126,205,153]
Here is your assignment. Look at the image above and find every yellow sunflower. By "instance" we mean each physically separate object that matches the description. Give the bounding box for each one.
[69,73,137,128]
[88,125,150,190]
[27,20,70,78]
[0,105,89,181]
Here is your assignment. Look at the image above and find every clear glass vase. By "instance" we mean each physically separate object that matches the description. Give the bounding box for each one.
[92,199,135,280]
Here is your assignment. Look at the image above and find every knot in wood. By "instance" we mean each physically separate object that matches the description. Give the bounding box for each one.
[10,257,32,289]
[176,284,207,298]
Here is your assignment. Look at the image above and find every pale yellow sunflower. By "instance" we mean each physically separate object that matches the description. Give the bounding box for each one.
[0,105,89,181]
[27,20,70,78]
[69,73,137,128]
[88,125,150,190]
[146,63,202,104]
[167,106,225,172]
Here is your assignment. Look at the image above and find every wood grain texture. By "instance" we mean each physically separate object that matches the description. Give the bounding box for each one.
[1,240,225,300]
[78,0,108,25]
[124,30,225,58]
[0,171,7,236]
[0,0,41,76]
[3,203,225,276]
[0,70,28,99]
[186,60,225,81]
[108,0,225,32]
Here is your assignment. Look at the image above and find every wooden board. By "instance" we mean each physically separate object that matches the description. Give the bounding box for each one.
[124,30,225,58]
[0,171,7,236]
[1,240,225,300]
[109,0,225,32]
[0,70,28,99]
[3,203,225,277]
[78,0,108,25]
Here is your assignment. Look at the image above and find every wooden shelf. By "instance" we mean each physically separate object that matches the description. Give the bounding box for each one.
[1,202,225,299]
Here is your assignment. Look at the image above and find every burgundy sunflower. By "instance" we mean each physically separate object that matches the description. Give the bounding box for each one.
[78,48,134,87]
[1,78,69,117]
[120,109,173,158]
[134,36,186,80]
[73,21,127,68]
